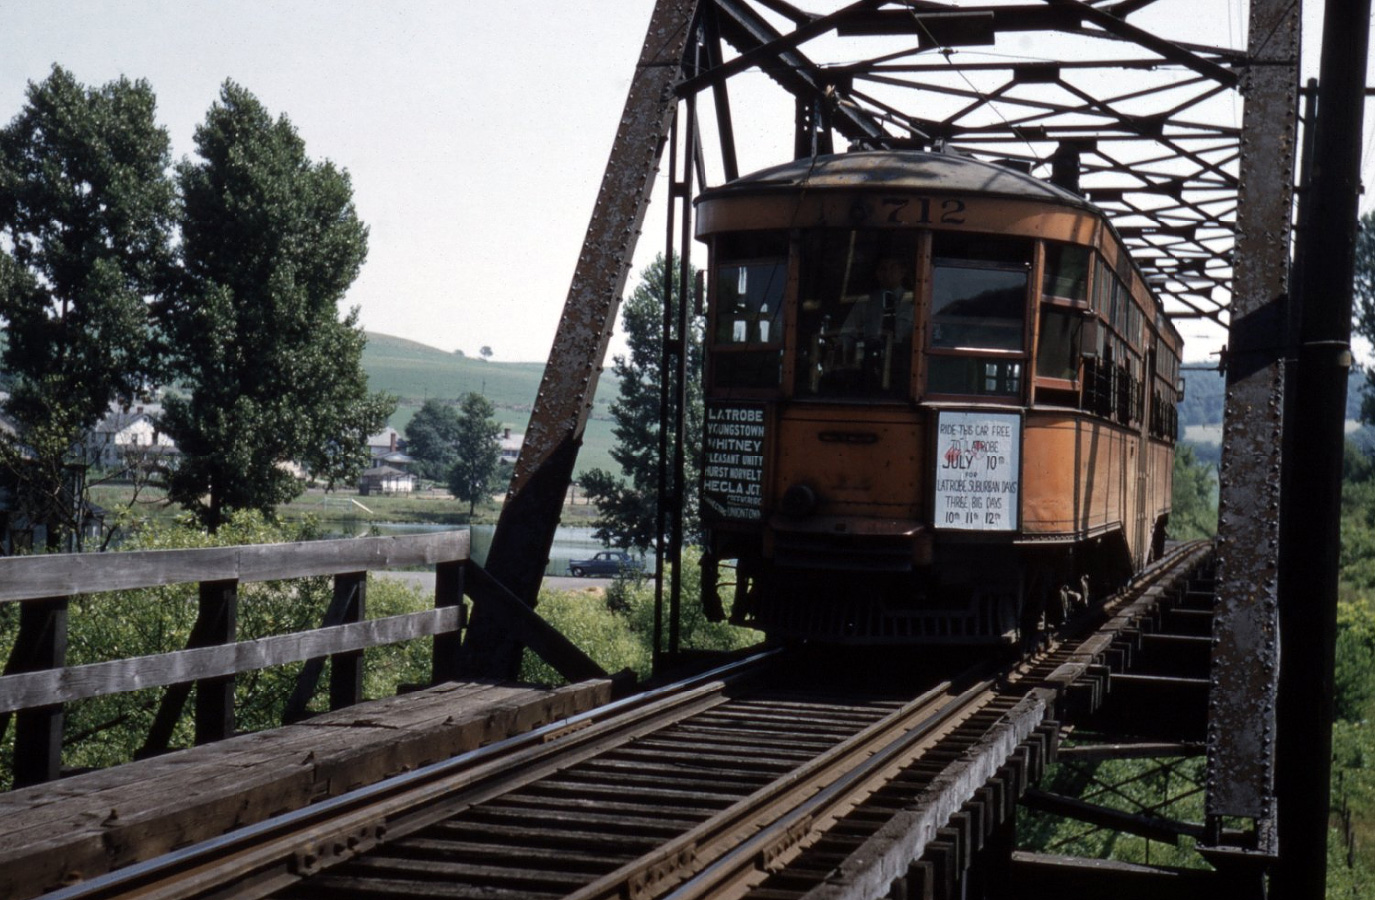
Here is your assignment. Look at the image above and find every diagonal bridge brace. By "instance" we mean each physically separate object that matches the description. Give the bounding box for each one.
[457,0,700,680]
[462,564,611,686]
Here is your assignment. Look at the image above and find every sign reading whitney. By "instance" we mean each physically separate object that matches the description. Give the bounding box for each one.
[702,402,767,522]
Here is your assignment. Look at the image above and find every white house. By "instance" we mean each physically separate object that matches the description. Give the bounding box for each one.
[499,428,524,464]
[359,465,416,496]
[365,427,416,469]
[89,409,177,469]
[367,426,402,455]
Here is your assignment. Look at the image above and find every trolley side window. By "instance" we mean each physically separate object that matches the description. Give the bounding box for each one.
[1035,242,1092,389]
[795,229,916,400]
[1041,242,1090,301]
[1034,307,1083,381]
[926,234,1031,398]
[710,233,787,391]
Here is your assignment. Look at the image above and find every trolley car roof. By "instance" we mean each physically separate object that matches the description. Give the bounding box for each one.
[698,150,1095,211]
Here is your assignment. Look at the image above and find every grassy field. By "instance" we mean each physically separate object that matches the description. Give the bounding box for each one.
[86,327,630,531]
[90,482,604,530]
[363,332,622,478]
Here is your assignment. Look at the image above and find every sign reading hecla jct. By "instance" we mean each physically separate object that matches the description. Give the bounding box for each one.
[702,403,767,521]
[934,410,1021,532]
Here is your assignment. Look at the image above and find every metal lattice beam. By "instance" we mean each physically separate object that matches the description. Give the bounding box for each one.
[679,0,1259,337]
[459,0,701,679]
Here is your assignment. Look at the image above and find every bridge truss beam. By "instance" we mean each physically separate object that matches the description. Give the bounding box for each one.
[475,2,1363,893]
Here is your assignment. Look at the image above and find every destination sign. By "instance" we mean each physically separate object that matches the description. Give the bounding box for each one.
[702,402,767,522]
[933,410,1021,532]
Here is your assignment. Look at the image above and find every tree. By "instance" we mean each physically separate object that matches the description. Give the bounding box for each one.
[447,392,502,515]
[157,82,392,530]
[404,398,462,481]
[580,254,702,553]
[1167,442,1217,540]
[0,66,176,548]
[479,346,493,361]
[1355,210,1375,423]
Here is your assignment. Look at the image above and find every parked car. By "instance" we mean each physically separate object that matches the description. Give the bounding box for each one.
[568,550,644,578]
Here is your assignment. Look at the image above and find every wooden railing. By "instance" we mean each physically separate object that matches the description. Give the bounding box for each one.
[0,530,614,789]
[0,532,472,788]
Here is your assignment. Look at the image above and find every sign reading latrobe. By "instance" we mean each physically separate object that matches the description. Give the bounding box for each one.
[702,402,767,522]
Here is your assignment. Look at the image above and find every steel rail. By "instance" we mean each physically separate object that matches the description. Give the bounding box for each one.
[40,650,781,900]
[589,544,1209,900]
[650,678,1002,900]
[666,542,1212,900]
[566,667,998,900]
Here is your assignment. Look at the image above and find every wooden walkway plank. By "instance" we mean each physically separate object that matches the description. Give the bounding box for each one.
[0,678,611,900]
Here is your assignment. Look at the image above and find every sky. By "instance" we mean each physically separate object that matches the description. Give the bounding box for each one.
[0,1,1368,364]
[0,1,670,363]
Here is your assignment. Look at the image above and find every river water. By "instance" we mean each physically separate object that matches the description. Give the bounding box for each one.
[331,522,639,577]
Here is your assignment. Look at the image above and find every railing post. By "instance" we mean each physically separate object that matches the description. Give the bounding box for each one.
[11,596,68,786]
[431,560,466,684]
[194,580,238,745]
[329,572,366,710]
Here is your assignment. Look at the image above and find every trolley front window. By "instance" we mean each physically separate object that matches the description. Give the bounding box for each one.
[925,234,1031,398]
[795,229,916,401]
[710,233,787,392]
[930,265,1026,351]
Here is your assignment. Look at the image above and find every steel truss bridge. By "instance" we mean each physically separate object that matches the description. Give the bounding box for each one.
[457,2,1370,897]
[0,3,1368,898]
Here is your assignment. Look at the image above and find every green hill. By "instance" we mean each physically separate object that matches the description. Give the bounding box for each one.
[362,332,621,477]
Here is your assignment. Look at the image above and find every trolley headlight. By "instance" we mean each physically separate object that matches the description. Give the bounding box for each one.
[779,483,818,518]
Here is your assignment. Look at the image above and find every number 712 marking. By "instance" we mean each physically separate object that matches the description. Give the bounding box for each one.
[882,196,967,225]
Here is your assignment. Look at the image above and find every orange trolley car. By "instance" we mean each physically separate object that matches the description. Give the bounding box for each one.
[696,150,1182,644]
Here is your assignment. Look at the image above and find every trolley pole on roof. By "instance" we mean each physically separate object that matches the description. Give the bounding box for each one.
[458,0,700,680]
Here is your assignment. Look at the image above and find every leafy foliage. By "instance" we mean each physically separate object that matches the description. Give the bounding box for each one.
[1342,468,1375,594]
[157,82,393,529]
[0,66,176,546]
[1332,720,1375,895]
[1168,442,1217,540]
[1019,752,1209,870]
[580,254,703,553]
[1335,600,1375,722]
[1333,439,1375,894]
[447,392,502,515]
[519,546,762,685]
[1357,210,1375,426]
[518,587,652,686]
[404,398,463,481]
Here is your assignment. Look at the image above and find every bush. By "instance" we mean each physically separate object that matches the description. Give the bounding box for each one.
[520,586,651,684]
[519,547,763,686]
[615,549,764,657]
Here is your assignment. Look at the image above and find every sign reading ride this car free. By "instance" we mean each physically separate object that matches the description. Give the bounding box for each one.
[933,410,1021,532]
[702,402,767,522]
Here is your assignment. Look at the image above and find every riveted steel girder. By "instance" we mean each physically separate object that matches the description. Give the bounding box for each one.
[457,0,700,679]
[1204,0,1299,860]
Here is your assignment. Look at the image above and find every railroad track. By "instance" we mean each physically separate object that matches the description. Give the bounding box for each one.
[48,541,1212,900]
